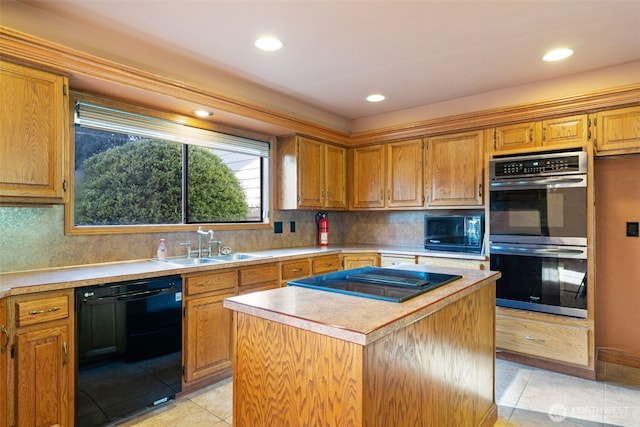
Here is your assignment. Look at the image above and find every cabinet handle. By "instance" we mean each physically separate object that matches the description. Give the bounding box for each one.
[478,184,482,197]
[542,127,547,141]
[524,335,546,343]
[62,342,68,366]
[529,128,534,143]
[28,306,61,316]
[1,325,9,354]
[291,268,303,272]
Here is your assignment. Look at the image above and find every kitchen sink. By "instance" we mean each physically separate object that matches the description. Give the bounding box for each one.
[156,253,269,266]
[207,253,269,261]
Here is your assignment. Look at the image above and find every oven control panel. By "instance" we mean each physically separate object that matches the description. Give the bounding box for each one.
[490,151,587,179]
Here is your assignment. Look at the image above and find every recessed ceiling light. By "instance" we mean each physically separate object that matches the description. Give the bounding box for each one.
[543,48,574,62]
[193,109,213,118]
[366,94,385,103]
[255,36,283,51]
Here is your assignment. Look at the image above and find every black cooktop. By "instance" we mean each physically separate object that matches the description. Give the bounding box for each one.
[287,267,462,303]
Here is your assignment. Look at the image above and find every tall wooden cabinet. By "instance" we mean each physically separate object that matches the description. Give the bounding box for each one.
[0,299,7,427]
[0,61,68,203]
[276,135,347,210]
[595,106,640,155]
[8,290,74,427]
[425,130,483,207]
[350,139,424,209]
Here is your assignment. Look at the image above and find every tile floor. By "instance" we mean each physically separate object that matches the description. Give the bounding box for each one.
[121,359,640,426]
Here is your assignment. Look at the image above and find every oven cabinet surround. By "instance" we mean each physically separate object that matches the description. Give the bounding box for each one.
[496,306,590,366]
[425,130,484,207]
[276,135,347,210]
[224,266,500,427]
[349,139,425,209]
[6,290,74,427]
[0,60,68,204]
[492,114,590,153]
[595,105,640,155]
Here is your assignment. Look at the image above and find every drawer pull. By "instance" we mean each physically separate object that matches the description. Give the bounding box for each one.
[1,325,9,354]
[28,306,61,316]
[525,335,546,343]
[62,342,68,366]
[292,268,303,272]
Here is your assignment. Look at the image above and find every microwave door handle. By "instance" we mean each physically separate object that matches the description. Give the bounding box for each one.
[490,245,585,256]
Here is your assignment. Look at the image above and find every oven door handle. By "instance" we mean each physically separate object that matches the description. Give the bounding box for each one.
[490,245,586,257]
[83,285,179,305]
[490,176,586,189]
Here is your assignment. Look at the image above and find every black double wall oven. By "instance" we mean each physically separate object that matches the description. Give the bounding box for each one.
[489,150,588,318]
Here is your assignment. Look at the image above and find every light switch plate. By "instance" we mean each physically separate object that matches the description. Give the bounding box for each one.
[627,222,639,237]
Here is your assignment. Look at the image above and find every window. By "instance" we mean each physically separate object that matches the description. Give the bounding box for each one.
[71,101,269,230]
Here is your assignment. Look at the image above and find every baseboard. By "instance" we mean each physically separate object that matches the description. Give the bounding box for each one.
[496,350,596,380]
[596,348,640,386]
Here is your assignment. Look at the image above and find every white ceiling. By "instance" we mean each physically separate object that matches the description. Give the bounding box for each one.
[6,0,640,122]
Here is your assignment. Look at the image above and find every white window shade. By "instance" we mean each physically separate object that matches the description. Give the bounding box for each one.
[75,102,270,158]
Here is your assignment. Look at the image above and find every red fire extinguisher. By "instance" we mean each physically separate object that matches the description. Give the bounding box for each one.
[316,211,329,246]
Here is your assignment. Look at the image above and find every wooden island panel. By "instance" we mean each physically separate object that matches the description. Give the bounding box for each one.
[231,276,497,427]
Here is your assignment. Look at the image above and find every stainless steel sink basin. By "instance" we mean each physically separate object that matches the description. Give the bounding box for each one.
[207,253,269,261]
[156,253,269,266]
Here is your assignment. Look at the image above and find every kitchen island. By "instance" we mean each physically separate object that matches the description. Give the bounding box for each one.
[224,264,500,427]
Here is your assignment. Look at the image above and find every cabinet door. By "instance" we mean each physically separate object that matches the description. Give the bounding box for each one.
[0,300,6,427]
[542,114,589,147]
[596,106,640,155]
[297,137,324,208]
[324,144,347,209]
[494,122,541,152]
[342,255,378,269]
[426,131,484,206]
[15,325,71,427]
[350,145,385,209]
[184,292,234,384]
[387,139,424,208]
[0,61,67,202]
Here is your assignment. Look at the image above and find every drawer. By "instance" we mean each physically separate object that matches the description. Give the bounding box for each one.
[16,295,69,327]
[185,269,238,296]
[380,255,416,267]
[240,263,279,287]
[312,256,341,274]
[496,313,589,366]
[281,259,311,281]
[417,256,488,270]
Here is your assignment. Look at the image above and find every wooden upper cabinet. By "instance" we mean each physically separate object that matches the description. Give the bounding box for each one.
[350,139,424,210]
[493,114,589,153]
[426,130,483,207]
[350,144,385,209]
[0,61,67,203]
[387,139,424,208]
[494,122,541,152]
[595,106,640,155]
[276,135,346,210]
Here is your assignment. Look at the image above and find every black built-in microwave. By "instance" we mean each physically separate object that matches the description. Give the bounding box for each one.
[424,214,485,253]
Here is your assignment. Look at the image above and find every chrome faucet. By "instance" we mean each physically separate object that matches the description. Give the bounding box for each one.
[196,226,214,258]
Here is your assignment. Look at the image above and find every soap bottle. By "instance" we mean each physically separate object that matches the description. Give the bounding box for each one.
[157,239,167,261]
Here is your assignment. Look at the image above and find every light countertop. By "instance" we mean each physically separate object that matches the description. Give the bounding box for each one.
[224,264,500,346]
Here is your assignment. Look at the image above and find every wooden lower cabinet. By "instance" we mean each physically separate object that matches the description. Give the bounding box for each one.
[183,270,238,389]
[280,258,311,286]
[496,307,590,367]
[417,255,488,270]
[380,254,417,267]
[312,255,341,274]
[239,263,279,293]
[342,254,379,269]
[0,299,7,427]
[9,290,74,427]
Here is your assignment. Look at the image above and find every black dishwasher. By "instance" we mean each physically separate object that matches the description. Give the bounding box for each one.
[75,275,182,427]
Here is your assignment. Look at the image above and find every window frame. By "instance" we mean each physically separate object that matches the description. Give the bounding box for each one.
[65,91,274,235]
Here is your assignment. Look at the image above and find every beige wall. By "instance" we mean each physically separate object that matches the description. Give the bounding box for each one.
[595,154,640,358]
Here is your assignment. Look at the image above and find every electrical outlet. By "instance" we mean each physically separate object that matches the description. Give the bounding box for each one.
[627,222,639,237]
[290,221,296,232]
[274,221,283,234]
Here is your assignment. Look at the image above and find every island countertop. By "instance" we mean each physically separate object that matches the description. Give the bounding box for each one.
[224,264,500,346]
